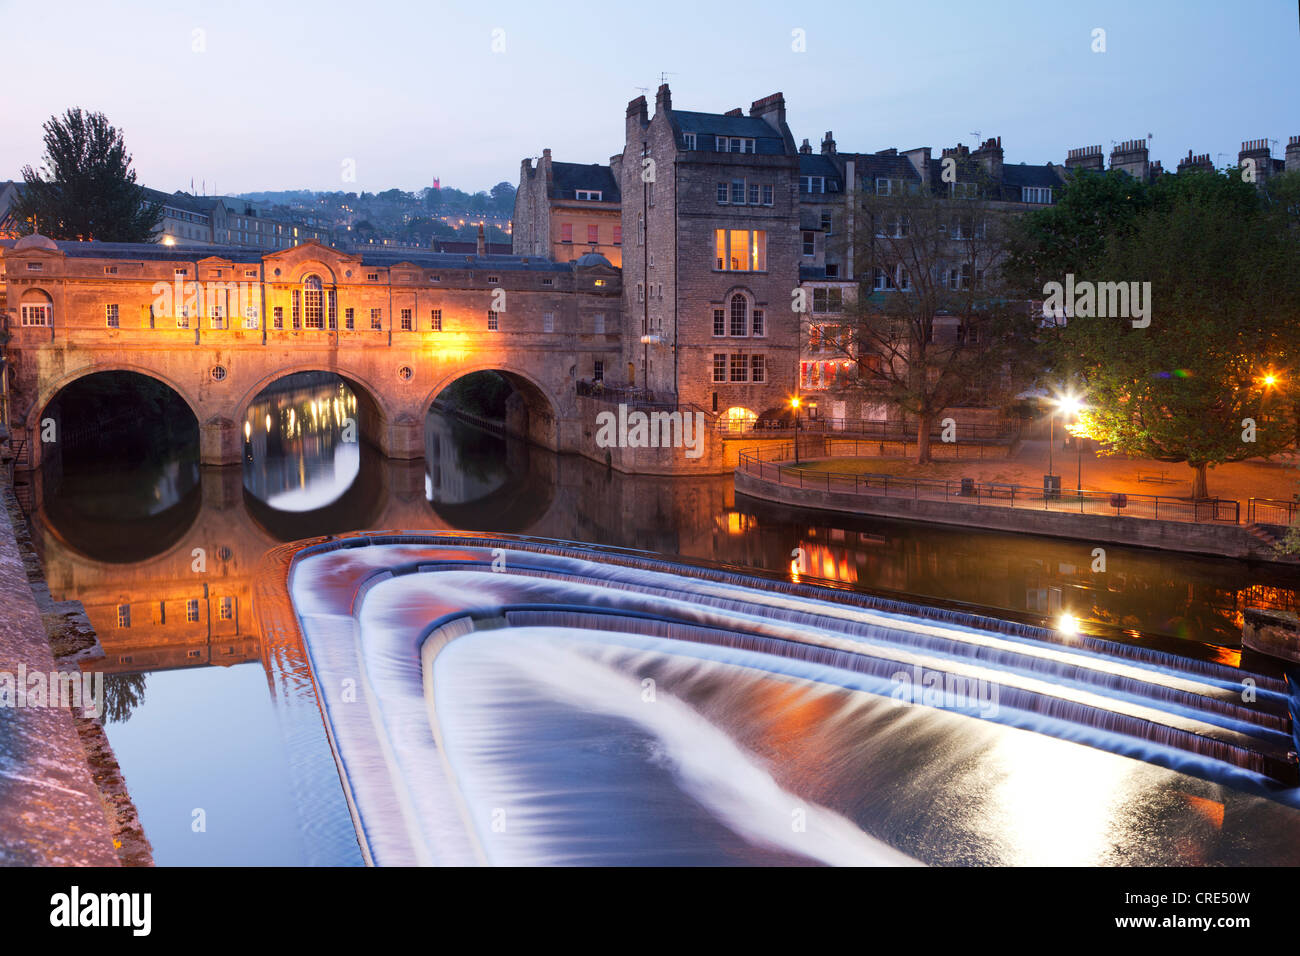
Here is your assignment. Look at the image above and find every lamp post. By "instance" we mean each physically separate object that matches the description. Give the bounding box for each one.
[791,396,802,464]
[1055,393,1085,492]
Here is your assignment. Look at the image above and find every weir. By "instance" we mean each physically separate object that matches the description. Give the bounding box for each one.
[264,532,1299,866]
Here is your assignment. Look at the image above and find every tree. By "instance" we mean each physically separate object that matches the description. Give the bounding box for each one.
[12,108,161,242]
[1040,170,1300,498]
[490,181,516,214]
[816,174,1040,462]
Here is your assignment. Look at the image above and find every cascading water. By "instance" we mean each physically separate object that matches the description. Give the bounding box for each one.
[271,533,1300,867]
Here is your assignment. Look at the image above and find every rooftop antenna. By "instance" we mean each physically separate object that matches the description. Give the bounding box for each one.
[659,71,676,86]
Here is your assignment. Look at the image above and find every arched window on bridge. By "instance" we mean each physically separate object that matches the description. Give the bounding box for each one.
[19,290,53,327]
[303,275,324,329]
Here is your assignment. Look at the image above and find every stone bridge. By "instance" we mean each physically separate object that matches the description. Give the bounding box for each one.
[2,236,624,467]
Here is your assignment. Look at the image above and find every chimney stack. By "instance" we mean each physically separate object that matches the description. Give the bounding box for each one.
[1065,145,1104,172]
[749,92,786,131]
[476,222,485,256]
[821,131,836,155]
[972,135,1003,179]
[1287,136,1300,173]
[1110,139,1151,181]
[655,83,672,114]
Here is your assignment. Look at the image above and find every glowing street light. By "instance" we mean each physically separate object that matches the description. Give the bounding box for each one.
[791,396,802,464]
[1053,392,1087,492]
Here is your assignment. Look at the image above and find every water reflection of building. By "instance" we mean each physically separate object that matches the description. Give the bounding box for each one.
[29,413,1300,704]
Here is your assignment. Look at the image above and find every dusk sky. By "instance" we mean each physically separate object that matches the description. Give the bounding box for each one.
[3,0,1296,196]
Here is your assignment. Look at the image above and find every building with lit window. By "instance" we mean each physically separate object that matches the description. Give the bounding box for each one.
[513,150,623,267]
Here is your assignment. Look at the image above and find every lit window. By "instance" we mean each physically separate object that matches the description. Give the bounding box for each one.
[302,276,323,329]
[714,230,766,272]
[117,604,130,628]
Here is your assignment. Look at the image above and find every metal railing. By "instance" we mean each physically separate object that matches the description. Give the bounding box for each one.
[738,442,1243,526]
[716,416,1017,441]
[1248,497,1300,526]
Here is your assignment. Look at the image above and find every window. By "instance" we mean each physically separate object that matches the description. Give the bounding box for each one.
[345,307,355,330]
[750,355,765,383]
[244,269,257,277]
[487,310,499,330]
[874,267,896,291]
[717,137,756,153]
[636,283,644,303]
[813,288,843,313]
[396,308,411,331]
[302,275,323,329]
[430,309,442,331]
[370,308,383,330]
[647,182,655,206]
[21,304,51,326]
[117,605,130,628]
[729,294,748,336]
[327,289,337,329]
[717,183,729,204]
[613,226,622,245]
[825,264,839,278]
[802,231,815,256]
[800,176,826,194]
[820,212,833,233]
[593,313,605,334]
[244,306,259,330]
[951,181,979,200]
[713,308,725,336]
[219,597,233,621]
[211,304,225,330]
[543,311,554,333]
[186,599,199,623]
[26,262,42,272]
[367,272,379,281]
[587,224,599,244]
[730,353,748,382]
[683,133,696,150]
[105,304,119,328]
[762,184,774,206]
[748,184,760,205]
[731,180,745,204]
[1022,186,1052,204]
[637,213,644,245]
[593,360,604,382]
[713,353,728,382]
[105,265,118,275]
[429,274,441,283]
[575,189,602,201]
[273,306,284,330]
[875,178,893,195]
[487,275,499,284]
[752,309,764,336]
[714,229,767,272]
[561,223,573,243]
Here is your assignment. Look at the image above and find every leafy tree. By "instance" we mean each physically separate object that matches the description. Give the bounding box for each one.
[490,181,516,214]
[1044,170,1300,498]
[820,175,1040,462]
[13,108,161,241]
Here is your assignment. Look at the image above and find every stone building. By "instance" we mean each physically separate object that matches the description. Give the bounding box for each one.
[618,84,802,426]
[1,235,621,466]
[513,150,623,266]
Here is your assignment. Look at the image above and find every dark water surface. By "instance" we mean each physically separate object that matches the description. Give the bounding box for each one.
[25,377,1300,865]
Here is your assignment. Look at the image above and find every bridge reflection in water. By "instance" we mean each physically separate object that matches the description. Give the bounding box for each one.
[24,375,1300,864]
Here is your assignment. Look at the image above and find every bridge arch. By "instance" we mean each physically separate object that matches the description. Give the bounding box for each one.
[422,364,561,451]
[235,364,397,455]
[24,365,203,471]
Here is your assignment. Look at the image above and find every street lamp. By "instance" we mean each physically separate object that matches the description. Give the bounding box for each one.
[1054,393,1086,492]
[791,396,802,463]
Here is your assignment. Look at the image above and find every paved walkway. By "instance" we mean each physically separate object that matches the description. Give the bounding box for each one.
[0,495,120,866]
[797,439,1300,504]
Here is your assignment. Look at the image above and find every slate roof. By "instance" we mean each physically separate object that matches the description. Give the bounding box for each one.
[848,150,924,186]
[798,154,843,189]
[549,162,621,203]
[673,110,788,154]
[0,238,579,272]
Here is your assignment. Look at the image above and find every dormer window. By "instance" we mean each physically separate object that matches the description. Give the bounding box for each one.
[683,133,696,150]
[716,137,756,154]
[575,190,602,201]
